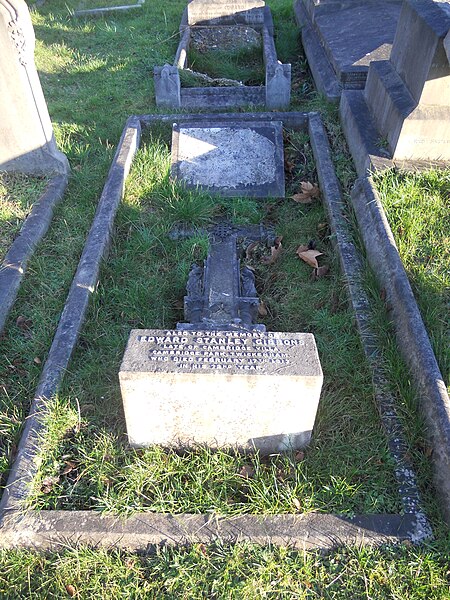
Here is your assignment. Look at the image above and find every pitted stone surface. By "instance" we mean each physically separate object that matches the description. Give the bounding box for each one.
[120,329,323,452]
[171,121,285,197]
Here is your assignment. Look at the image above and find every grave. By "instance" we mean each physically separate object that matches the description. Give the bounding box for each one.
[0,0,69,174]
[154,0,291,110]
[340,0,450,174]
[171,120,285,198]
[294,0,402,101]
[120,222,323,453]
[73,0,145,18]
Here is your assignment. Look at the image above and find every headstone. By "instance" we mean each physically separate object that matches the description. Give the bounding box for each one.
[153,65,181,108]
[340,0,450,172]
[187,0,265,26]
[120,223,323,452]
[294,0,402,100]
[171,121,285,198]
[0,0,69,174]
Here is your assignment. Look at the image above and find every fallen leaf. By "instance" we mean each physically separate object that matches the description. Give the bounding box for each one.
[41,476,59,494]
[296,247,323,268]
[284,158,295,174]
[65,584,77,597]
[291,181,320,204]
[294,450,305,462]
[258,301,268,317]
[311,265,330,280]
[238,464,255,479]
[246,241,259,260]
[261,237,283,265]
[317,222,329,237]
[33,357,41,365]
[16,315,33,330]
[61,461,77,476]
[292,497,301,511]
[198,544,208,557]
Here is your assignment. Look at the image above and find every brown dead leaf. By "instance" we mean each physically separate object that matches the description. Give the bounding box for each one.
[238,464,255,479]
[261,237,283,265]
[65,584,77,597]
[16,315,33,331]
[295,450,305,462]
[198,544,208,557]
[292,497,301,511]
[258,301,268,317]
[311,265,330,280]
[41,476,59,494]
[61,461,77,476]
[296,247,323,268]
[291,181,320,204]
[246,241,259,260]
[284,158,295,174]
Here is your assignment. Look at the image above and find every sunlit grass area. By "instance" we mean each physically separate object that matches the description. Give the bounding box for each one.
[0,0,449,595]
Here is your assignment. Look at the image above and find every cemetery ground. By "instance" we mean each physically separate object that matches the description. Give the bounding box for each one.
[0,0,449,596]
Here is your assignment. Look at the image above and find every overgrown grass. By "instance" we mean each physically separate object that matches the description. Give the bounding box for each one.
[0,173,48,262]
[0,0,449,594]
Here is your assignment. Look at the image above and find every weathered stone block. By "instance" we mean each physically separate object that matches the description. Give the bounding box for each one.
[187,0,265,26]
[171,120,285,198]
[265,63,291,109]
[154,65,181,108]
[119,329,323,453]
[0,0,69,174]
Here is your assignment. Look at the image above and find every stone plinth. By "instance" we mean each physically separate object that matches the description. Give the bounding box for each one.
[187,0,265,26]
[340,0,450,173]
[119,329,323,453]
[294,0,402,100]
[0,0,69,174]
[171,121,285,198]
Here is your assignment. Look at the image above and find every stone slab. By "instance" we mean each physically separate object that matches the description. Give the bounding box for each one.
[171,121,285,198]
[187,0,265,26]
[294,0,401,95]
[119,329,323,452]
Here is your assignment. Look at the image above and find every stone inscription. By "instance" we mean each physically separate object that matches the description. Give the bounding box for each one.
[137,330,304,373]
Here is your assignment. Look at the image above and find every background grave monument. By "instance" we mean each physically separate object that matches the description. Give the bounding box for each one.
[171,120,285,198]
[340,0,450,174]
[154,0,291,110]
[294,0,402,101]
[0,0,68,174]
[120,222,323,452]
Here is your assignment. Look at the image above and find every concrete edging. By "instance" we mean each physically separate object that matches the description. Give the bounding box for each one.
[351,176,450,523]
[0,112,432,548]
[0,173,68,335]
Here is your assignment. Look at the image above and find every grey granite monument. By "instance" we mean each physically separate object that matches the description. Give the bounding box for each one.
[119,222,323,453]
[0,0,69,174]
[340,0,450,173]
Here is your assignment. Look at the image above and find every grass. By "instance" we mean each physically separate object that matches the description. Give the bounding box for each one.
[0,173,48,262]
[0,0,449,595]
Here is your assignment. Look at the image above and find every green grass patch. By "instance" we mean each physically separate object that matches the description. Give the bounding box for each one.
[0,173,48,262]
[373,169,450,391]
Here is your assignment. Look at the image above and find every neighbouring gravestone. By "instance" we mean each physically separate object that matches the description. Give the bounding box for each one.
[340,0,450,173]
[0,0,69,174]
[119,223,323,452]
[154,0,291,110]
[171,120,285,198]
[294,0,402,100]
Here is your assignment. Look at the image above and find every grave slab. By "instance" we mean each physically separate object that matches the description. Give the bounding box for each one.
[187,0,265,26]
[171,121,285,197]
[119,329,323,453]
[294,0,402,100]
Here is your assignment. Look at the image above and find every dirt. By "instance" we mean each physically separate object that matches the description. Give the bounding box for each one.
[190,26,262,53]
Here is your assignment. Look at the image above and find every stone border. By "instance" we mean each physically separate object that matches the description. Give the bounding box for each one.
[0,173,68,335]
[339,90,449,177]
[73,0,144,17]
[154,6,291,110]
[0,112,431,549]
[293,0,341,102]
[351,176,450,524]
